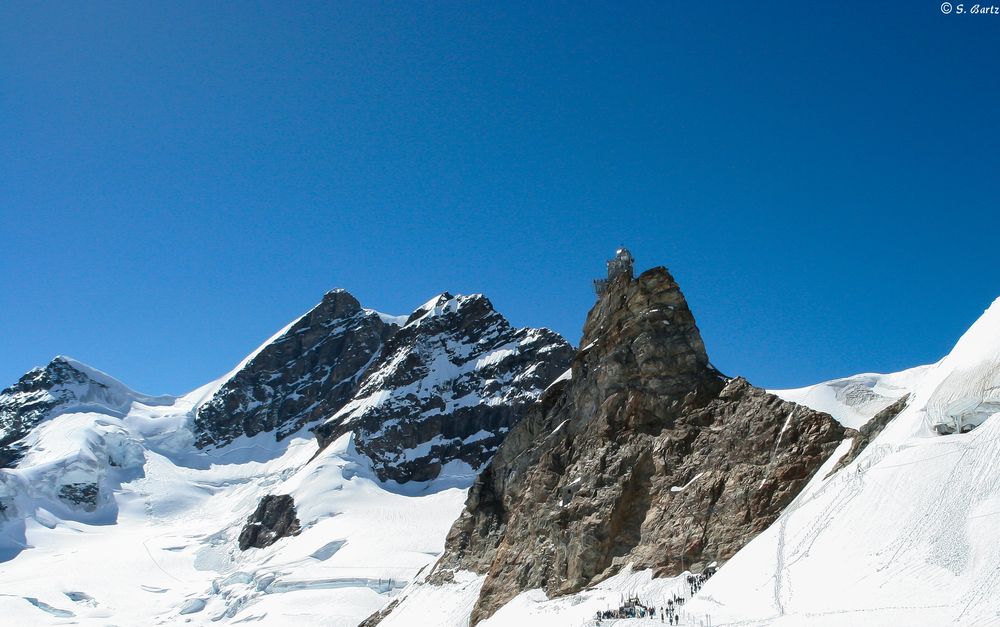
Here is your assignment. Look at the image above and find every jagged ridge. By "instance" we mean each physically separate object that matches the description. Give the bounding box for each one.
[194,289,398,448]
[315,292,574,483]
[417,267,847,624]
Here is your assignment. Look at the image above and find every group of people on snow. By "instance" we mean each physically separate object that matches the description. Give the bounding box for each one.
[593,566,716,625]
[686,569,712,597]
[594,594,681,624]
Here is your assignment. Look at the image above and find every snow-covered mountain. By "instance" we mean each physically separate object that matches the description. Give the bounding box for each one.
[0,356,175,467]
[6,267,1000,627]
[770,365,932,430]
[0,288,570,625]
[375,295,1000,627]
[315,292,572,482]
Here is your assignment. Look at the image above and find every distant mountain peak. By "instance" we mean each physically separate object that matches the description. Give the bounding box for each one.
[319,287,362,312]
[315,290,572,483]
[190,286,571,483]
[0,356,161,467]
[193,290,396,448]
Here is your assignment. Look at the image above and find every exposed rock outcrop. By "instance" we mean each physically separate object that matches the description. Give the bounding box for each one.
[423,267,847,624]
[238,494,302,550]
[316,293,574,483]
[829,393,910,476]
[58,482,100,511]
[194,290,399,448]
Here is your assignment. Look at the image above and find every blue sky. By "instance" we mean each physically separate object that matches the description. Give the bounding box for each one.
[2,2,998,395]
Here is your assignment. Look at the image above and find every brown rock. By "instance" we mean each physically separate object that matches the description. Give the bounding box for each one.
[423,267,847,624]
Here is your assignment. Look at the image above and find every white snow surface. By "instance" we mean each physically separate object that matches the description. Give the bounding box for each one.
[0,367,467,626]
[381,298,1000,627]
[675,298,1000,624]
[770,364,932,429]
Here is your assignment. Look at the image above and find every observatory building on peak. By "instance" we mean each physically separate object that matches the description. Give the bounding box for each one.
[593,247,634,297]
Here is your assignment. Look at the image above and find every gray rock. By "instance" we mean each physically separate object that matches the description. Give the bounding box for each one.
[58,482,100,511]
[194,289,398,448]
[315,293,574,483]
[237,494,302,550]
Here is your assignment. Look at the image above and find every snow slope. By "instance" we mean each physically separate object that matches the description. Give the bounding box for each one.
[770,364,932,430]
[672,301,1000,625]
[0,384,468,625]
[0,344,471,627]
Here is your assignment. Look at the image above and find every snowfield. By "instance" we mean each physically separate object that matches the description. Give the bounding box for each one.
[770,364,932,430]
[0,365,469,626]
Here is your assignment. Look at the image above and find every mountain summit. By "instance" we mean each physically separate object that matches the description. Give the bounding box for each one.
[192,288,573,484]
[315,292,573,483]
[194,289,400,448]
[376,265,847,624]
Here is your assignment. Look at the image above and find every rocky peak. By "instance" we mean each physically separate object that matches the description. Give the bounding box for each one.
[404,292,457,325]
[315,292,574,483]
[192,286,573,485]
[0,357,140,467]
[574,267,724,431]
[318,288,364,318]
[8,357,94,395]
[582,267,709,364]
[415,265,846,625]
[194,289,399,448]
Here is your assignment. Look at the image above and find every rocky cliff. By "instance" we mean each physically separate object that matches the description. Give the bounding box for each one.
[315,293,574,483]
[423,267,847,623]
[191,289,572,483]
[194,289,398,448]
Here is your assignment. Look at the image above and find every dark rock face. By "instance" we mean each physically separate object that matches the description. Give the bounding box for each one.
[195,288,571,484]
[427,268,847,624]
[58,482,100,511]
[195,290,399,448]
[359,600,399,627]
[0,358,116,468]
[238,494,302,550]
[316,293,574,483]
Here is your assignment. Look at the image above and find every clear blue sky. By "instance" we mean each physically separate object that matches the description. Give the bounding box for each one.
[2,2,998,395]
